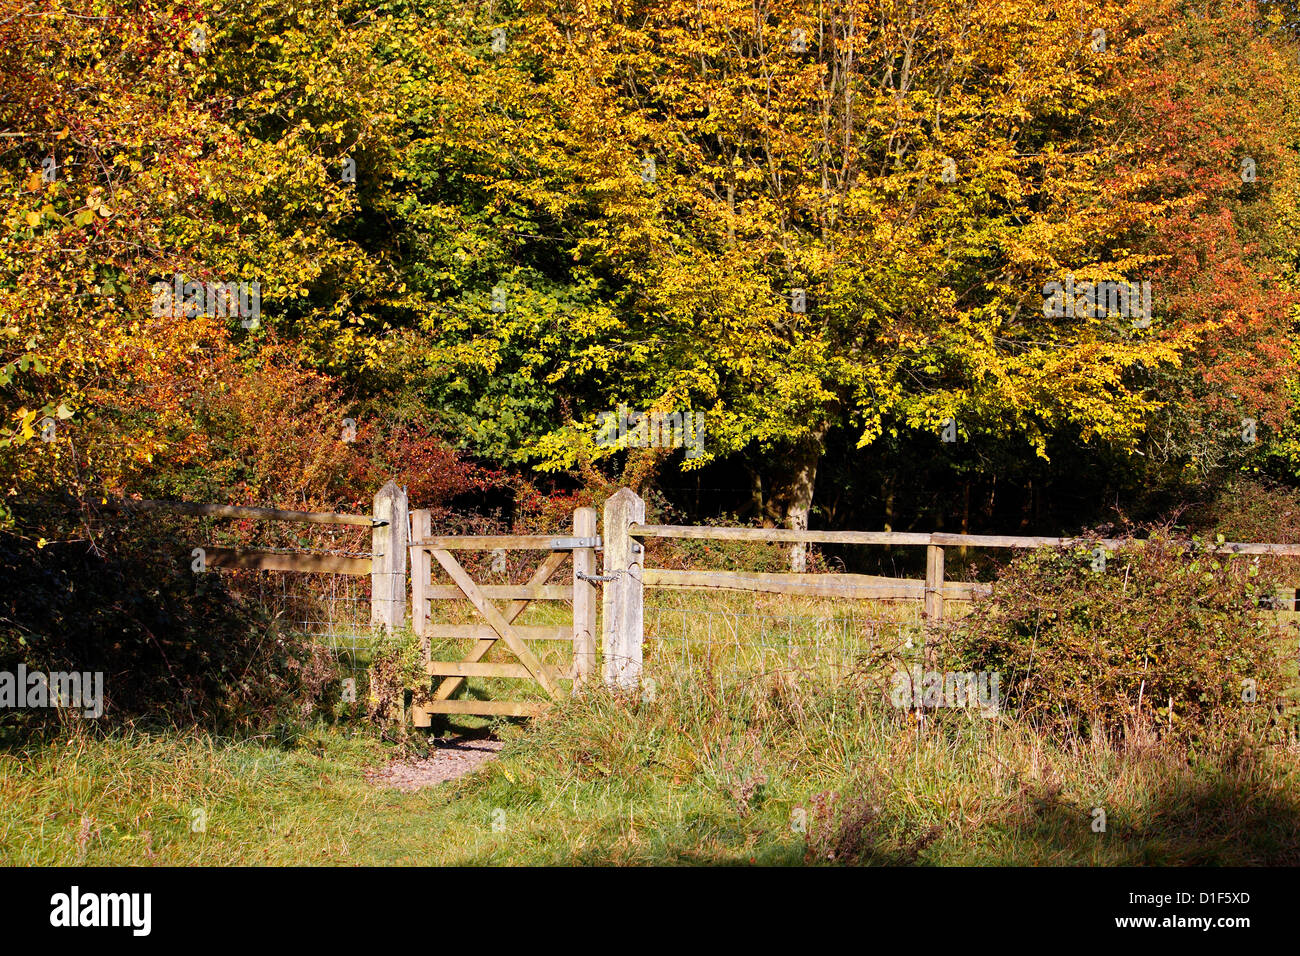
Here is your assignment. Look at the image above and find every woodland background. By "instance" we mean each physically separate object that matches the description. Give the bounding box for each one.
[5,0,1300,561]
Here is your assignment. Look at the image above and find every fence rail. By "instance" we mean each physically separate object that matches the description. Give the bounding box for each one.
[197,547,372,575]
[101,498,380,527]
[629,522,1300,554]
[100,484,410,631]
[641,568,991,601]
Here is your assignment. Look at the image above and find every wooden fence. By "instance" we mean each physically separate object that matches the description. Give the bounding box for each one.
[108,483,1300,716]
[107,479,411,631]
[599,488,1300,695]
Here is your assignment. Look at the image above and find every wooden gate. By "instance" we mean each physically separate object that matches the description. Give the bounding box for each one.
[408,507,599,723]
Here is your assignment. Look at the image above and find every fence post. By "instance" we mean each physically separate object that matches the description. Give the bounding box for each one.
[602,488,644,691]
[789,506,809,573]
[572,506,598,688]
[371,481,408,632]
[924,542,945,624]
[410,508,431,658]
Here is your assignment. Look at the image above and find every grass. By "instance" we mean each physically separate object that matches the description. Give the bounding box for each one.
[2,590,1298,865]
[1,703,1297,865]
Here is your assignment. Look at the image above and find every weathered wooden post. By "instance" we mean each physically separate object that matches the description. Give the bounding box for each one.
[572,506,599,688]
[924,541,945,624]
[410,508,432,657]
[602,488,644,691]
[788,506,809,573]
[371,481,408,632]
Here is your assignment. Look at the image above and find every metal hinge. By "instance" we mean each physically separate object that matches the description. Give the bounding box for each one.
[547,536,602,550]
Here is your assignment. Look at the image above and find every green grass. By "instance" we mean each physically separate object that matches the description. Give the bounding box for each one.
[2,591,1297,865]
[2,691,1297,865]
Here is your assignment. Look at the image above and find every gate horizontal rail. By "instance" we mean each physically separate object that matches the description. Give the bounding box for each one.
[410,534,601,550]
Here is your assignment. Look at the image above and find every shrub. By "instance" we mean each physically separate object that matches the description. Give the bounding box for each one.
[0,516,331,741]
[1183,478,1300,581]
[364,628,430,752]
[946,531,1291,741]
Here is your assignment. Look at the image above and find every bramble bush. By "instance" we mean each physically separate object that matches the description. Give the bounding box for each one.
[946,531,1292,741]
[0,515,336,741]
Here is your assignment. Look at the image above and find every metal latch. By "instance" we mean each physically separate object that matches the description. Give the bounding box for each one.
[576,570,622,583]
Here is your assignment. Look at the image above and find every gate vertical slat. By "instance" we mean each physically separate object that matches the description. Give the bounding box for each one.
[410,508,432,656]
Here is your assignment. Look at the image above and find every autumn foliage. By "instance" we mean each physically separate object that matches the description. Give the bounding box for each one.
[1,0,1299,532]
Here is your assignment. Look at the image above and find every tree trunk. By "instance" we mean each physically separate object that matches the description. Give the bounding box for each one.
[742,464,765,523]
[786,456,817,572]
[764,430,825,572]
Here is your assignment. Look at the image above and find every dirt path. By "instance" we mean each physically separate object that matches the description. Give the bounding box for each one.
[366,735,505,791]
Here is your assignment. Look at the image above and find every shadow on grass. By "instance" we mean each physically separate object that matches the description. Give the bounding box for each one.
[451,757,1300,866]
[1002,772,1300,866]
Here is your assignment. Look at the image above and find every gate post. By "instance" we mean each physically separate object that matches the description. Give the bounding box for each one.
[371,481,408,632]
[572,507,599,688]
[602,488,644,691]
